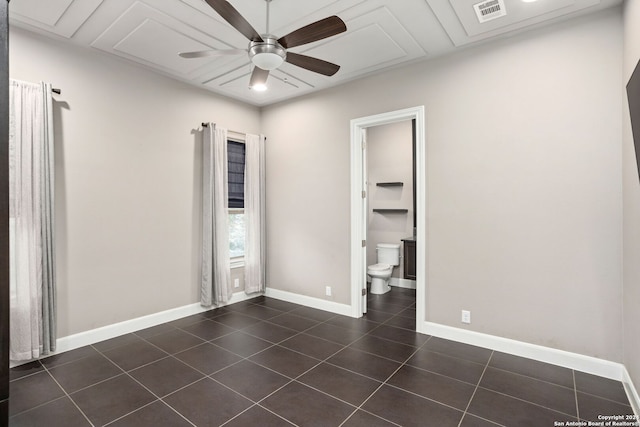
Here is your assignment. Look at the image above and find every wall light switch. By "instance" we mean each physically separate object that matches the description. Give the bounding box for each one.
[325,286,332,297]
[234,278,240,288]
[461,310,471,324]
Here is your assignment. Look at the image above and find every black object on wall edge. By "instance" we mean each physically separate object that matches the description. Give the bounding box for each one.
[627,58,640,184]
[0,0,10,426]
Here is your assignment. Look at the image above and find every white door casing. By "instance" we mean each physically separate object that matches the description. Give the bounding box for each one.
[350,106,427,334]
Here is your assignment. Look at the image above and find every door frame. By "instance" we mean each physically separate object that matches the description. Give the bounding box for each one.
[1,0,10,421]
[350,106,427,334]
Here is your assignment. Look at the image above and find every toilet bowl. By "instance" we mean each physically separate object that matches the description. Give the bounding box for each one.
[367,243,400,295]
[367,263,393,294]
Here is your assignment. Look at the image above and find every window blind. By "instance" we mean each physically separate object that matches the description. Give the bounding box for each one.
[227,140,245,208]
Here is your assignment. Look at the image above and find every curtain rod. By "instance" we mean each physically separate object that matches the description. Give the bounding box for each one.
[201,123,245,136]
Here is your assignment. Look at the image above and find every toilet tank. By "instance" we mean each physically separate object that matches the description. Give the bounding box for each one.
[376,243,401,266]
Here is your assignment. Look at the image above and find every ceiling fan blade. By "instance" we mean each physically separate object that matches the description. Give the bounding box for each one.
[285,52,340,76]
[250,67,270,88]
[278,16,346,49]
[204,0,263,42]
[179,48,245,59]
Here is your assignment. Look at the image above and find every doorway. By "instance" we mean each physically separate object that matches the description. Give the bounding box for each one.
[350,106,426,334]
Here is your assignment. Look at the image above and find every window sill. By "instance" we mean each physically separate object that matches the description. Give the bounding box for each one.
[230,258,245,269]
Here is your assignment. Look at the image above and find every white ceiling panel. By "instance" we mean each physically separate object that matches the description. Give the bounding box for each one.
[226,0,341,35]
[298,6,425,80]
[114,19,213,75]
[304,25,405,75]
[9,0,622,106]
[11,0,73,27]
[91,1,239,79]
[9,0,103,39]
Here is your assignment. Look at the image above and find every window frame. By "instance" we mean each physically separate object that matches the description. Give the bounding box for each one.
[227,134,246,269]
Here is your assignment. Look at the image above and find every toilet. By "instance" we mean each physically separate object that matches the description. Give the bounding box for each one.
[367,243,401,295]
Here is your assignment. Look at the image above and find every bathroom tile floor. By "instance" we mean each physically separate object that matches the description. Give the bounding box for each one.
[8,287,635,426]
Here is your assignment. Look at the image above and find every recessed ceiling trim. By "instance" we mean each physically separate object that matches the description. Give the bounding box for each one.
[112,18,215,75]
[295,6,424,81]
[202,62,252,86]
[9,0,104,39]
[91,1,241,79]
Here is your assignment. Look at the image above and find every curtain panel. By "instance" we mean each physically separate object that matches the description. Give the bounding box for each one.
[201,124,232,306]
[244,134,266,294]
[9,80,56,361]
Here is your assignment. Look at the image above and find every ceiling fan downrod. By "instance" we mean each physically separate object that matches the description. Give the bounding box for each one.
[265,0,271,36]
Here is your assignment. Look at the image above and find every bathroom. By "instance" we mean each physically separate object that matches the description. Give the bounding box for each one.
[365,119,417,327]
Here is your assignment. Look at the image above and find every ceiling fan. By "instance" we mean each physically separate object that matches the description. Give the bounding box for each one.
[179,0,347,90]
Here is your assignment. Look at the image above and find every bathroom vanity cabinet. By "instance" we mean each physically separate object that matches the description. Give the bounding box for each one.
[402,238,416,280]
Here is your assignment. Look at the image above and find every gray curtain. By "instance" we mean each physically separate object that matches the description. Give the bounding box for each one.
[244,134,266,294]
[201,124,232,306]
[9,80,56,360]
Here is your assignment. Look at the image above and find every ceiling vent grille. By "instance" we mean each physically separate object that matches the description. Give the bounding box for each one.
[473,0,507,23]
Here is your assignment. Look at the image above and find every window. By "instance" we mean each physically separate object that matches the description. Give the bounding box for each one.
[229,209,245,259]
[227,140,245,264]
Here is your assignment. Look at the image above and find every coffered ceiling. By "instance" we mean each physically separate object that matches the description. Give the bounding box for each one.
[9,0,621,106]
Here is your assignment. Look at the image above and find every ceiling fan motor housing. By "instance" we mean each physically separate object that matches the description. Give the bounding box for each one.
[249,36,287,70]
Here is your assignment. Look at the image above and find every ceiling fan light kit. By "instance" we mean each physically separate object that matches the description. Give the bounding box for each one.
[181,0,347,91]
[249,37,286,71]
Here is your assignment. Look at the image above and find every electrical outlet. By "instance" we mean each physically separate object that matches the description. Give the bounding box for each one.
[234,278,240,288]
[325,286,332,297]
[461,310,471,324]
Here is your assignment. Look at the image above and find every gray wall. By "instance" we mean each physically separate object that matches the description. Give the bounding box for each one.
[623,0,640,398]
[366,121,414,279]
[9,28,261,337]
[262,9,623,361]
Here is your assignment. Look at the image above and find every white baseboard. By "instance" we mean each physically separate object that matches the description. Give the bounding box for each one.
[623,368,640,418]
[423,321,640,417]
[10,291,258,368]
[390,277,416,290]
[422,321,625,381]
[264,287,353,317]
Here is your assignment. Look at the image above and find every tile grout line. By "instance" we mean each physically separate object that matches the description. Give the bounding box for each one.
[338,333,431,426]
[7,360,46,383]
[95,348,200,427]
[180,312,336,427]
[218,402,298,427]
[37,362,96,427]
[221,325,373,426]
[472,384,582,421]
[458,349,494,427]
[102,399,196,427]
[574,369,581,421]
[338,407,403,427]
[88,333,243,427]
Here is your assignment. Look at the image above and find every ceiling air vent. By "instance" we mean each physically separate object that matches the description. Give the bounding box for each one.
[473,0,507,23]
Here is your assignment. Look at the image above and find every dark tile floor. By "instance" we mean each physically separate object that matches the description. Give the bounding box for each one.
[8,287,635,426]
